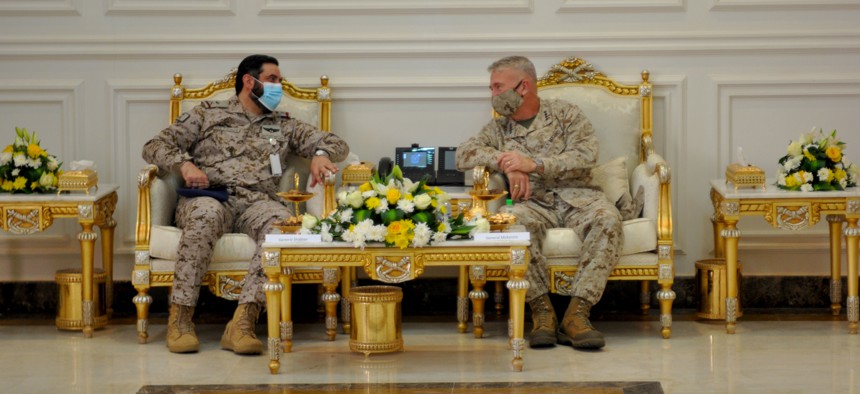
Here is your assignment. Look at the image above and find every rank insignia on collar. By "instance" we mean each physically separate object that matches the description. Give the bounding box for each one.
[176,112,190,123]
[276,111,291,120]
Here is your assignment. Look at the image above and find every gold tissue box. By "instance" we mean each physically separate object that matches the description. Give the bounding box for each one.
[342,161,374,185]
[725,163,765,191]
[57,169,99,195]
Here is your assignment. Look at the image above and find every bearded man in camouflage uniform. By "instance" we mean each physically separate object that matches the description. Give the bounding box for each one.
[456,56,623,350]
[143,54,349,354]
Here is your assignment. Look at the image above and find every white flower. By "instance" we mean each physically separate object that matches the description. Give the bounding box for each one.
[337,190,348,204]
[47,156,58,171]
[840,178,848,189]
[470,218,490,236]
[411,222,431,247]
[777,173,787,186]
[817,168,832,182]
[432,231,448,244]
[29,157,41,168]
[800,130,815,145]
[787,141,802,157]
[301,214,318,229]
[11,168,19,176]
[373,202,389,214]
[437,221,452,233]
[413,194,432,210]
[801,171,814,183]
[361,190,377,198]
[0,151,11,165]
[367,224,388,242]
[800,184,813,192]
[319,222,333,243]
[396,199,415,213]
[338,208,354,223]
[12,153,26,167]
[13,136,25,148]
[345,190,364,209]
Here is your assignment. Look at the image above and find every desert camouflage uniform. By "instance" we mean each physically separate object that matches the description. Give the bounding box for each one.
[456,98,622,304]
[142,96,349,306]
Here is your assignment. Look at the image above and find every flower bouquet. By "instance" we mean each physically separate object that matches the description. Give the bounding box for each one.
[0,127,62,193]
[299,166,488,249]
[777,128,858,192]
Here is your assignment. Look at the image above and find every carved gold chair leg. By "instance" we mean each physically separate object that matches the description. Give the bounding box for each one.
[469,265,488,339]
[132,289,152,344]
[640,280,651,315]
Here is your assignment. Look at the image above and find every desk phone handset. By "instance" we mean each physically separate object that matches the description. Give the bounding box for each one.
[394,144,436,183]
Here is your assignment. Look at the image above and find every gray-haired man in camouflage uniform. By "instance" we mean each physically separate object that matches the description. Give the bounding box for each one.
[456,55,623,350]
[143,54,349,354]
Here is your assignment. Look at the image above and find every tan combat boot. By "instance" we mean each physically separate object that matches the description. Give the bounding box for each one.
[558,296,605,350]
[220,302,263,355]
[166,303,199,353]
[527,294,558,348]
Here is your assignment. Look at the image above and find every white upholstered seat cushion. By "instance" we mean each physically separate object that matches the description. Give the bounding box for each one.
[542,217,657,260]
[149,225,257,264]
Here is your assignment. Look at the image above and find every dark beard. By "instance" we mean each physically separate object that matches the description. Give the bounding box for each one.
[251,82,273,114]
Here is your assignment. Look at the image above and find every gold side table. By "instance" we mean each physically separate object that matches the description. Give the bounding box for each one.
[0,184,119,337]
[710,179,860,334]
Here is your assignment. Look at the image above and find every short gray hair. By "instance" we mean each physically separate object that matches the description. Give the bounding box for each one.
[487,56,537,82]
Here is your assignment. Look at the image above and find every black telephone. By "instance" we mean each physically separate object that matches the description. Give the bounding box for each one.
[394,144,436,183]
[435,147,464,186]
[377,156,393,178]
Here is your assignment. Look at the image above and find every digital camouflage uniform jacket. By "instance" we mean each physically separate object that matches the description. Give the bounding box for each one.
[143,96,349,200]
[456,98,603,208]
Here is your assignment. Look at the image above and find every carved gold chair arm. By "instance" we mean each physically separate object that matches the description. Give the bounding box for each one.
[135,164,159,249]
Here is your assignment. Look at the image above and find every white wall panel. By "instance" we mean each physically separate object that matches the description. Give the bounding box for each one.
[105,0,235,15]
[558,0,685,12]
[259,0,533,15]
[0,0,80,16]
[712,0,860,10]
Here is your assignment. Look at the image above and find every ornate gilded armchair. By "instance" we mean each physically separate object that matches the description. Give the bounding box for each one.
[132,70,336,344]
[473,57,675,338]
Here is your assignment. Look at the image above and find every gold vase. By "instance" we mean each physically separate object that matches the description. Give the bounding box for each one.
[348,286,403,356]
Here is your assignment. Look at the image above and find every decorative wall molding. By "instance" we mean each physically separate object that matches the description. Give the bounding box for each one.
[107,80,168,252]
[712,0,860,11]
[558,0,685,12]
[259,0,533,15]
[105,0,235,15]
[0,31,858,58]
[0,0,81,16]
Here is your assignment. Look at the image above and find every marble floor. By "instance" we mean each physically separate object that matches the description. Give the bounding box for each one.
[1,313,859,394]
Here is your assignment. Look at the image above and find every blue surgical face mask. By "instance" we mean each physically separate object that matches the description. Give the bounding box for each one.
[252,77,283,111]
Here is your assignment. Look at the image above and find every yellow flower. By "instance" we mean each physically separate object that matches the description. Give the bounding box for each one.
[359,182,372,192]
[365,196,381,209]
[2,144,12,153]
[835,168,847,181]
[13,176,27,190]
[385,219,415,248]
[386,188,401,204]
[803,148,815,161]
[30,181,39,190]
[27,143,43,159]
[403,193,413,201]
[1,180,12,191]
[826,146,842,162]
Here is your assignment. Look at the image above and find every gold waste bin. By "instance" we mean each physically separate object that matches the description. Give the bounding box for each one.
[55,268,108,331]
[349,285,403,356]
[695,259,743,320]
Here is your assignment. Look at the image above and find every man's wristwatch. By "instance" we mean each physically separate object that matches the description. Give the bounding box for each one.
[533,157,544,174]
[314,149,329,158]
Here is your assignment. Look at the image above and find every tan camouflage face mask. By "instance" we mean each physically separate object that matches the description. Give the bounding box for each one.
[491,80,524,116]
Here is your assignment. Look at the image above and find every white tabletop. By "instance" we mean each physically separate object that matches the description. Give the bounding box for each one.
[0,184,119,202]
[711,179,860,199]
[264,238,530,249]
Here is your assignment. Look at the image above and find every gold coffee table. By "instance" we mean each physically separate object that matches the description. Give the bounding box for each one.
[0,185,118,337]
[260,239,530,374]
[710,179,860,334]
